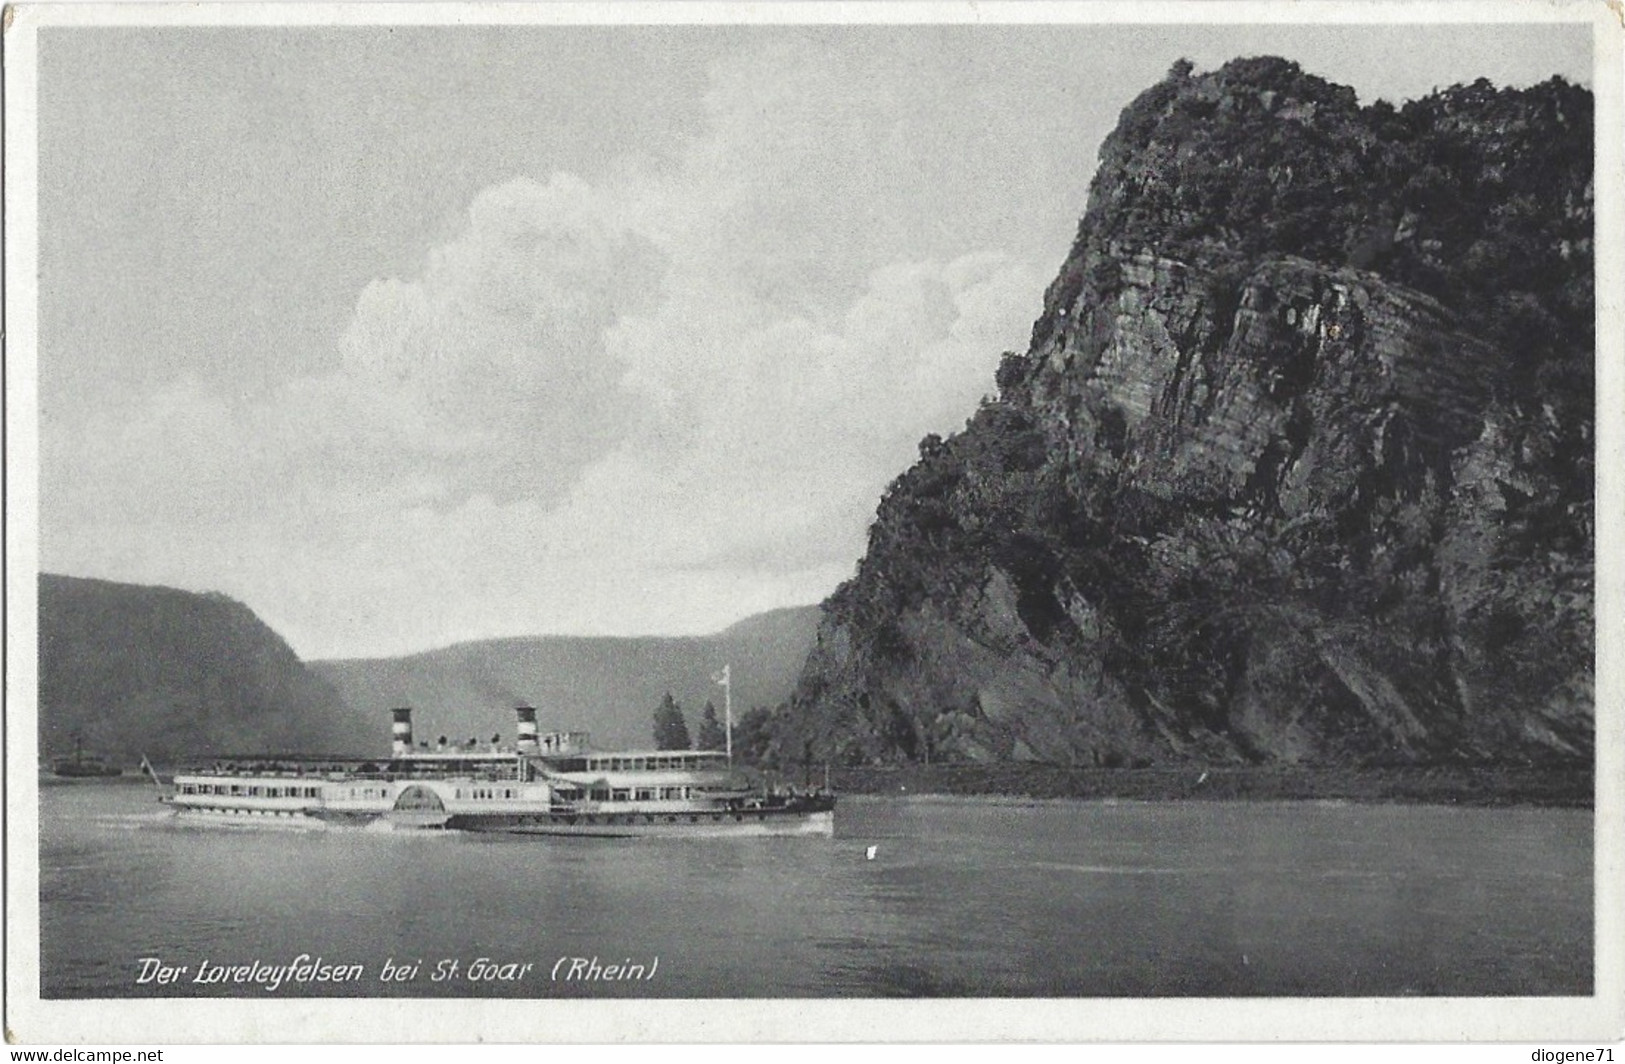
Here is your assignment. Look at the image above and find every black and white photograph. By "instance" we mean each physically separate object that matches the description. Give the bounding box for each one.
[4,1,1621,1044]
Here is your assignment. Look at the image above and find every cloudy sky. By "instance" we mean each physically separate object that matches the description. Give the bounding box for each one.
[34,20,1590,659]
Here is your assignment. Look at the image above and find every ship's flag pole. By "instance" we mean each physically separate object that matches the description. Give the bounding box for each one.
[712,664,732,764]
[138,753,165,799]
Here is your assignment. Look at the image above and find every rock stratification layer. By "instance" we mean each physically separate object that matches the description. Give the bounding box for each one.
[780,58,1592,769]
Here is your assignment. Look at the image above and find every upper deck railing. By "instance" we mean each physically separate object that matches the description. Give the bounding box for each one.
[178,753,531,782]
[177,744,735,782]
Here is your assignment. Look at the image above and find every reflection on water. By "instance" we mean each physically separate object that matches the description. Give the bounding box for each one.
[38,781,1591,997]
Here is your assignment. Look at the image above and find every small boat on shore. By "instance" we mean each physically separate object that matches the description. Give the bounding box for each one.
[52,733,123,778]
[162,707,834,837]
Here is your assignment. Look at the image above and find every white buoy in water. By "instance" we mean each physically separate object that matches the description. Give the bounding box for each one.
[865,845,878,860]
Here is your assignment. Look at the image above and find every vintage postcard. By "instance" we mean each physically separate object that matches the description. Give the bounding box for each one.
[5,0,1622,1045]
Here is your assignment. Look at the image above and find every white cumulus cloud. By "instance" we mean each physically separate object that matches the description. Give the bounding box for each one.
[45,39,1048,656]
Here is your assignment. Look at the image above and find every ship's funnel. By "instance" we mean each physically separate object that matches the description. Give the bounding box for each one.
[391,707,414,757]
[515,706,539,753]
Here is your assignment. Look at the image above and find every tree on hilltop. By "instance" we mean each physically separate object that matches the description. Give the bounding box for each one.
[652,692,692,750]
[696,701,726,751]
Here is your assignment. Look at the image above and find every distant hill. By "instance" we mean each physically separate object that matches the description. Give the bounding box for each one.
[38,574,367,763]
[311,604,823,751]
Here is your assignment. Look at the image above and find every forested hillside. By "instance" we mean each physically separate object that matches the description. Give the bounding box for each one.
[39,574,367,762]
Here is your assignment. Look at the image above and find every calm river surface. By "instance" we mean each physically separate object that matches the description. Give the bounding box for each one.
[39,780,1591,997]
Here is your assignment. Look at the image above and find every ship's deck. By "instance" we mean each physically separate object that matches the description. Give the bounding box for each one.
[180,748,737,781]
[176,753,530,782]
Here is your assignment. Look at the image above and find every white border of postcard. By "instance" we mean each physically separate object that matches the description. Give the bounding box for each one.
[5,0,1623,1045]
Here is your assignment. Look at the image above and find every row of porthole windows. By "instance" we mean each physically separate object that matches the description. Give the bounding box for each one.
[558,812,765,825]
[583,786,693,802]
[179,783,321,798]
[585,755,725,772]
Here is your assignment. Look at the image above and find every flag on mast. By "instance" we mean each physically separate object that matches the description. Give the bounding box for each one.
[711,665,732,762]
[138,753,165,796]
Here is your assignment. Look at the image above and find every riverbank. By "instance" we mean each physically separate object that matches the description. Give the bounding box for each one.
[816,761,1593,808]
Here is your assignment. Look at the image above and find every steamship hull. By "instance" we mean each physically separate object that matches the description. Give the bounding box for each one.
[163,706,835,837]
[164,777,835,837]
[448,800,836,838]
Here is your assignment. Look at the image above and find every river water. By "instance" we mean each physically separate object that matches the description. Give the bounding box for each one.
[37,780,1591,998]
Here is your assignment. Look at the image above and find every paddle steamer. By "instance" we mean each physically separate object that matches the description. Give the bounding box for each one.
[164,707,834,837]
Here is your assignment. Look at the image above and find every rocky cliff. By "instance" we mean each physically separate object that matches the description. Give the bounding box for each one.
[780,58,1593,769]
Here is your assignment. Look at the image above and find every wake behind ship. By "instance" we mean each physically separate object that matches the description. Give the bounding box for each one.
[164,707,834,837]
